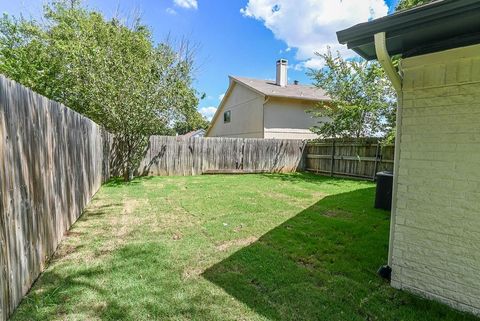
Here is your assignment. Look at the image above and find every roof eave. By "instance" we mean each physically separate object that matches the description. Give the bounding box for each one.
[337,0,480,60]
[205,78,238,136]
[229,76,267,98]
[265,94,331,103]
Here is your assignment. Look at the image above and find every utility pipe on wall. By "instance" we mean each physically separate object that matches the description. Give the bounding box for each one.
[374,32,403,268]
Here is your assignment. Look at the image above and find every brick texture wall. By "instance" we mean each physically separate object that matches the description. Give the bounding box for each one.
[391,44,480,316]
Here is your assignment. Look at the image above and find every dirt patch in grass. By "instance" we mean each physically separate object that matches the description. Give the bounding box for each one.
[322,209,352,219]
[147,197,200,232]
[182,267,204,280]
[98,198,145,256]
[233,224,245,233]
[172,232,183,240]
[52,244,82,261]
[261,190,301,203]
[296,257,317,271]
[262,189,327,208]
[123,198,141,215]
[64,230,82,237]
[216,236,258,252]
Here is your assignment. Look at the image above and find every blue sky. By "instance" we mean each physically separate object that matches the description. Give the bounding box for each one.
[1,0,399,120]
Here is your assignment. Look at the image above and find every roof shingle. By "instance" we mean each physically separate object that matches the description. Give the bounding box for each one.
[231,76,330,102]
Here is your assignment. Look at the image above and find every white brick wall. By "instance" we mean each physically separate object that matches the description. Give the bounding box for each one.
[391,44,480,316]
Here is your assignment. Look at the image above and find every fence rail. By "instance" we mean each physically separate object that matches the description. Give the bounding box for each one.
[305,138,395,180]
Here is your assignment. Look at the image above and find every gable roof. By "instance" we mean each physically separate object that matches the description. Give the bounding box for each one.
[231,76,330,102]
[337,0,480,60]
[206,76,329,136]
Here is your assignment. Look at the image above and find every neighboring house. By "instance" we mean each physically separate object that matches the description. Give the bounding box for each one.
[206,60,330,139]
[180,129,206,138]
[339,0,480,316]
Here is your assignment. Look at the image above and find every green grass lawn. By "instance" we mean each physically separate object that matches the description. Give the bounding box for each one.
[11,173,478,321]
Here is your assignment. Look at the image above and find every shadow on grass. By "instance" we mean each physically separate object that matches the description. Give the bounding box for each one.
[80,203,125,219]
[12,242,224,321]
[203,187,477,321]
[12,265,131,321]
[13,245,158,321]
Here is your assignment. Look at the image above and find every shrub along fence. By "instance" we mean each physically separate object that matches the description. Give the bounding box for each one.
[305,138,394,180]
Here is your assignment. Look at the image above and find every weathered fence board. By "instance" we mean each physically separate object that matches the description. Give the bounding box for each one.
[305,138,394,180]
[138,136,307,176]
[0,76,110,321]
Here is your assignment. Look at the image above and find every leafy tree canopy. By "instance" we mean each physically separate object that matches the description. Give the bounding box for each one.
[396,0,435,11]
[308,50,396,141]
[307,0,434,142]
[0,0,208,180]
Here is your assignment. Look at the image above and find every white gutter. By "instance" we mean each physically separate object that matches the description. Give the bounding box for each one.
[374,33,402,93]
[263,96,270,138]
[374,32,403,268]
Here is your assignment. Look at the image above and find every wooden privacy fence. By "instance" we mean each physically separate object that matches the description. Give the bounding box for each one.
[0,76,111,321]
[0,75,394,321]
[305,138,394,180]
[0,76,306,321]
[136,136,306,176]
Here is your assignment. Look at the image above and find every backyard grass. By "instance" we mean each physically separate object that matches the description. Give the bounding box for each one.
[11,173,478,321]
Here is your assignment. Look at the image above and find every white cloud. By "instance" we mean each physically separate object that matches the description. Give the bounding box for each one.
[199,106,217,121]
[166,8,177,15]
[218,93,225,101]
[241,0,388,69]
[174,0,198,10]
[294,57,325,71]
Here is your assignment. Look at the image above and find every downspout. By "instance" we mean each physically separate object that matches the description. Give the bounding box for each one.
[263,96,270,138]
[375,32,402,93]
[374,32,403,270]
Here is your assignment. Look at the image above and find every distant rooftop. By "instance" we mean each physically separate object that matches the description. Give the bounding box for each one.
[180,129,206,138]
[230,76,330,102]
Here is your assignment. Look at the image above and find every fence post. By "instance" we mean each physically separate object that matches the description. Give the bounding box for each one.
[330,140,336,177]
[304,139,394,180]
[373,142,381,181]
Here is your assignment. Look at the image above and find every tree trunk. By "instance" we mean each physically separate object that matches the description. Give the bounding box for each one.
[123,141,133,182]
[123,165,134,182]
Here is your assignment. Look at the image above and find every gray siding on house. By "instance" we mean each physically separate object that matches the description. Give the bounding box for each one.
[263,98,324,140]
[207,83,326,140]
[207,83,264,138]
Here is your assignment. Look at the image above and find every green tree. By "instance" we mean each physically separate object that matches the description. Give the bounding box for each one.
[396,0,434,11]
[0,1,204,180]
[308,50,396,140]
[173,112,210,136]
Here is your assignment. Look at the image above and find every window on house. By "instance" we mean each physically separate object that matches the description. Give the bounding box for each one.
[224,110,231,123]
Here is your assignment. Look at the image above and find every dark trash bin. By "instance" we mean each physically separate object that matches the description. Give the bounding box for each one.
[375,171,393,211]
